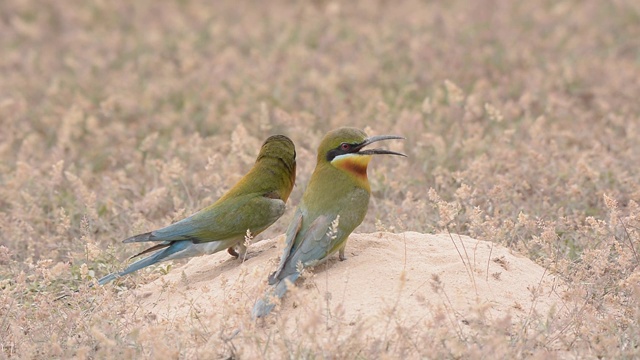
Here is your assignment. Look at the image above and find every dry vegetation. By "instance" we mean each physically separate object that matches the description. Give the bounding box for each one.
[1,0,640,358]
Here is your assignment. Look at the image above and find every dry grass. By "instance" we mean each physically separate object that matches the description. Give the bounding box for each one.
[1,0,639,358]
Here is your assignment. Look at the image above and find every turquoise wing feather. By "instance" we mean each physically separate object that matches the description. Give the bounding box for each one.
[126,193,285,244]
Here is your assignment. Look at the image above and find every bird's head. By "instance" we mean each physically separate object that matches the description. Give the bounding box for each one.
[317,127,406,179]
[257,134,296,169]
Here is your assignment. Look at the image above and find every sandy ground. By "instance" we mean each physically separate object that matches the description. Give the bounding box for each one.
[125,231,565,335]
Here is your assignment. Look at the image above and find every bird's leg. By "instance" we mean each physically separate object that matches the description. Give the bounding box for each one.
[227,247,239,258]
[339,246,347,261]
[237,242,248,259]
[228,242,248,259]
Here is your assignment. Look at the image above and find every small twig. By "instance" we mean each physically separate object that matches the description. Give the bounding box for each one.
[54,293,71,301]
[220,328,240,359]
[179,177,194,208]
[544,296,590,347]
[446,227,478,295]
[325,260,331,330]
[381,234,409,345]
[520,268,548,336]
[1,297,14,333]
[617,215,639,264]
[432,277,466,341]
[486,242,494,282]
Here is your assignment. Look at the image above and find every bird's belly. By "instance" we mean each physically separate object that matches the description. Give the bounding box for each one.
[163,239,239,261]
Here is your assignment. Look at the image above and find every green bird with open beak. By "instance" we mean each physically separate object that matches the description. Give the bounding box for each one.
[96,135,296,286]
[252,127,405,317]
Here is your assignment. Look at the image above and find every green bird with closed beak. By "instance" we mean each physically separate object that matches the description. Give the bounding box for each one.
[96,135,296,285]
[252,127,405,317]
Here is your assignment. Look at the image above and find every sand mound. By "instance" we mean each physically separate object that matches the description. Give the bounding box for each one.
[127,231,564,329]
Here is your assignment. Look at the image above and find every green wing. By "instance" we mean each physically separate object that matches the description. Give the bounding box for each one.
[145,193,286,243]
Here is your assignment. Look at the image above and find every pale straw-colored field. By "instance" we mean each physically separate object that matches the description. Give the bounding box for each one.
[1,0,639,358]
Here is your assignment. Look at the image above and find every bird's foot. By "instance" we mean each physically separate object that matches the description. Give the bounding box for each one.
[228,243,248,260]
[227,247,240,258]
[339,248,346,261]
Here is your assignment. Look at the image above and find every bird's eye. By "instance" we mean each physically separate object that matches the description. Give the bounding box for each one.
[340,143,350,151]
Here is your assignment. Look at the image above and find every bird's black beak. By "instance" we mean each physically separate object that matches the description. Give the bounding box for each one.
[353,135,406,157]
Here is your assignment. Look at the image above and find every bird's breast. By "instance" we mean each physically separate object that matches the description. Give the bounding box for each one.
[330,154,372,189]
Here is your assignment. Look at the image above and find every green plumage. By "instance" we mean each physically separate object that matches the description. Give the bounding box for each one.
[96,135,296,285]
[253,127,405,317]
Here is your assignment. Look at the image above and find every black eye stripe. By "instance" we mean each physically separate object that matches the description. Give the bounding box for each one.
[326,149,340,161]
[326,142,359,161]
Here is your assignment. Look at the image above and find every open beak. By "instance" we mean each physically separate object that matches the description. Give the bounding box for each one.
[353,135,407,157]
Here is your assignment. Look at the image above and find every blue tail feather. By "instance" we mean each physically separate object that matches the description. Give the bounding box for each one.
[252,272,300,318]
[97,241,191,285]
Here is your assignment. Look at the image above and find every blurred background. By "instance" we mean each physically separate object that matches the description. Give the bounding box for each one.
[1,0,639,357]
